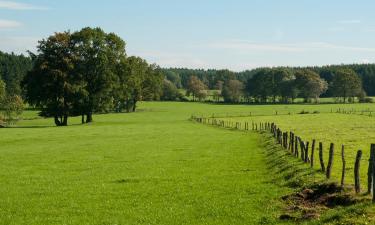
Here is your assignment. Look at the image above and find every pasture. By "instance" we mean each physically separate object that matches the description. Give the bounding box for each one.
[1,102,375,224]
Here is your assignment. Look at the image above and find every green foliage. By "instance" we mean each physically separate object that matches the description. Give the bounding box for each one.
[294,69,328,103]
[23,27,164,126]
[331,68,362,103]
[186,75,207,101]
[1,95,24,126]
[22,31,79,126]
[0,79,5,102]
[0,51,32,95]
[221,79,244,103]
[161,79,181,101]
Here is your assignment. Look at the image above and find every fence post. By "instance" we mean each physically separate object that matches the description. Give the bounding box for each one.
[372,145,375,202]
[319,142,325,172]
[341,145,346,188]
[326,143,334,179]
[311,140,316,168]
[295,136,299,157]
[355,150,362,194]
[304,141,310,163]
[300,138,305,161]
[368,145,375,194]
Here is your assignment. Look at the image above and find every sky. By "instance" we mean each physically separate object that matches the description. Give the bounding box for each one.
[1,0,375,71]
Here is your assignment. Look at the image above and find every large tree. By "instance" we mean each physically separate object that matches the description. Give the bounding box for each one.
[221,80,244,103]
[331,69,362,103]
[71,27,126,122]
[186,76,207,101]
[22,32,79,126]
[245,68,273,103]
[294,69,328,103]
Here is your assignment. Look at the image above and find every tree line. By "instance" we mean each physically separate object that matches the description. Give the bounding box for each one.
[162,66,370,103]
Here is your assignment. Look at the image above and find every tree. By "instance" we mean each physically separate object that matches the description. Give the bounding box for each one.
[22,32,79,126]
[142,64,164,102]
[221,80,244,103]
[71,27,126,122]
[0,51,32,95]
[245,69,273,103]
[331,69,362,103]
[161,79,180,101]
[1,95,24,125]
[0,79,5,102]
[186,76,207,101]
[294,69,328,103]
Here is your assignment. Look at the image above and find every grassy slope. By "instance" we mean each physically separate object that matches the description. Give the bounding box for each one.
[0,102,294,225]
[218,105,375,188]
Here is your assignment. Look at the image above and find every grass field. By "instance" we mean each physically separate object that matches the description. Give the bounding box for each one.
[2,102,375,224]
[216,107,375,187]
[0,102,296,225]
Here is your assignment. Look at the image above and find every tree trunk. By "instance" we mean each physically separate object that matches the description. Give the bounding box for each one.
[62,115,68,126]
[54,116,62,126]
[81,114,85,124]
[86,112,93,123]
[132,99,137,112]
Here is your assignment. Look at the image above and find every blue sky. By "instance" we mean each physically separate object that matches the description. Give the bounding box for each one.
[1,0,375,71]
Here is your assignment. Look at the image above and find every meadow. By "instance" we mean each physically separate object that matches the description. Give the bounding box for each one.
[215,106,375,186]
[1,101,375,224]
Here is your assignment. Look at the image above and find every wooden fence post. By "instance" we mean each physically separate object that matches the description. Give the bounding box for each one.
[295,136,299,157]
[326,143,334,179]
[300,138,305,161]
[372,145,375,202]
[304,141,310,163]
[311,140,316,168]
[368,144,375,194]
[319,142,325,172]
[355,150,362,194]
[341,145,346,188]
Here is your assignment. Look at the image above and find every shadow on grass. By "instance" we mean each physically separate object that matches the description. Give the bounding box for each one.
[261,135,322,189]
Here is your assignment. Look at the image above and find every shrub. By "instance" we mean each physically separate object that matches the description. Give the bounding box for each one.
[298,110,309,114]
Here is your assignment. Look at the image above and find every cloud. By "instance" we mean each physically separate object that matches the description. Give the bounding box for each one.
[0,19,22,28]
[208,40,375,53]
[0,0,48,10]
[338,19,361,24]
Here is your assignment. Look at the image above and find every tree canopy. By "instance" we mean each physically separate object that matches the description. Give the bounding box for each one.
[22,27,163,126]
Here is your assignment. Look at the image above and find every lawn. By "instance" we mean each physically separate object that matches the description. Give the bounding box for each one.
[0,102,294,225]
[217,109,375,188]
[2,101,375,224]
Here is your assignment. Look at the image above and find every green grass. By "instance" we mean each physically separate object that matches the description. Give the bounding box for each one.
[3,101,375,224]
[218,110,375,188]
[0,102,298,225]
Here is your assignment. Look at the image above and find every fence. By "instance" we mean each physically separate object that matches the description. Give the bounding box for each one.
[191,115,375,203]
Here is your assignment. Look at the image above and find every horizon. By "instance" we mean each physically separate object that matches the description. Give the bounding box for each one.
[1,0,375,71]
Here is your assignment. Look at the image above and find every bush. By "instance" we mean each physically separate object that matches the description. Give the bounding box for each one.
[298,110,309,114]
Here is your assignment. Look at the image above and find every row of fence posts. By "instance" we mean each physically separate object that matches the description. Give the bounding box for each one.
[191,115,375,202]
[335,108,373,116]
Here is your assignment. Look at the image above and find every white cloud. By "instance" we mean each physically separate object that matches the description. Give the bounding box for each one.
[0,19,21,28]
[208,40,375,53]
[0,0,48,10]
[338,19,361,24]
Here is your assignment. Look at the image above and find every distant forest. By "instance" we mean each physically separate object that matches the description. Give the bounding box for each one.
[163,65,375,97]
